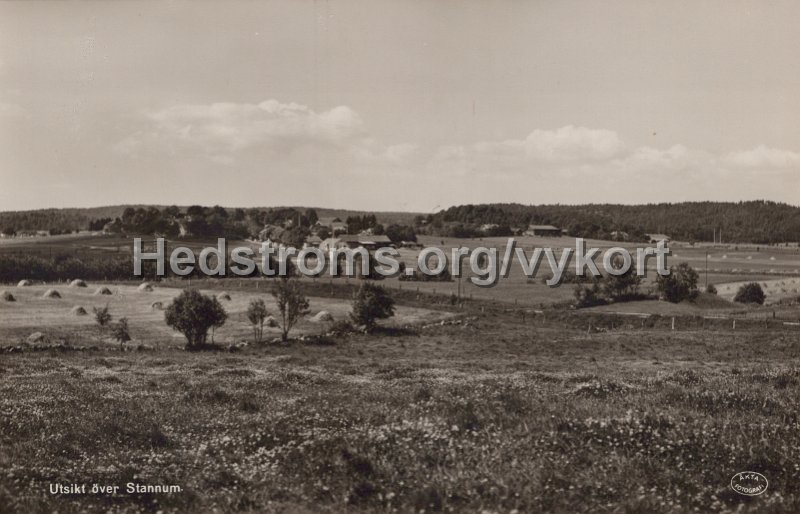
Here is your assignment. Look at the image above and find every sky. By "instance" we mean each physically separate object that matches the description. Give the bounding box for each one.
[1,0,798,213]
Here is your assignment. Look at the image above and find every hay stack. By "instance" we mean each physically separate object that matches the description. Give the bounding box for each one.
[69,279,87,288]
[17,280,32,287]
[137,283,154,292]
[94,286,113,295]
[27,332,46,344]
[70,306,88,316]
[216,292,232,301]
[43,289,61,299]
[151,301,164,310]
[1,291,15,302]
[265,316,278,328]
[310,310,334,323]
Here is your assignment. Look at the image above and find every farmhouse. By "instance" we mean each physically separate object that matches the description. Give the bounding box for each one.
[357,234,392,250]
[314,217,348,235]
[330,222,347,235]
[525,224,562,237]
[318,234,393,252]
[258,225,286,243]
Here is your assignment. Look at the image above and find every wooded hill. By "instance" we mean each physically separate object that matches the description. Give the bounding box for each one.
[0,205,420,236]
[2,201,799,244]
[421,201,800,244]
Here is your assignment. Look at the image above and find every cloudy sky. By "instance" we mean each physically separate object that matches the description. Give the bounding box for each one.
[1,0,798,213]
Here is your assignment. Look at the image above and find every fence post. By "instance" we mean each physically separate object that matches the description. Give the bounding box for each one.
[671,317,675,331]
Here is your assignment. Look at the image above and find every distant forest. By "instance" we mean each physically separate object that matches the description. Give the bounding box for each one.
[0,205,418,237]
[1,201,799,244]
[418,201,800,244]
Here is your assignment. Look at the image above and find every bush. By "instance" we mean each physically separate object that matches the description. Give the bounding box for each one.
[573,280,605,308]
[656,263,699,303]
[111,318,131,348]
[706,283,717,295]
[93,305,112,328]
[351,283,395,331]
[165,290,228,349]
[329,319,355,335]
[246,298,269,344]
[734,282,766,305]
[272,277,310,342]
[602,267,642,301]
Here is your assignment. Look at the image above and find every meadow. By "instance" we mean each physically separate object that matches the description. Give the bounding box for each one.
[2,300,800,513]
[1,233,800,512]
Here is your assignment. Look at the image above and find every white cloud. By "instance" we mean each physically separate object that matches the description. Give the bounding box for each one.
[475,125,625,163]
[141,100,364,153]
[116,99,421,173]
[723,145,800,168]
[350,140,418,165]
[114,104,799,207]
[427,126,625,179]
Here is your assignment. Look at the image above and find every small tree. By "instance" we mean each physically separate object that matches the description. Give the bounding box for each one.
[165,289,228,349]
[656,263,700,303]
[93,305,112,328]
[573,279,604,308]
[246,298,269,343]
[351,283,395,331]
[734,282,766,305]
[602,268,642,301]
[111,317,131,349]
[271,277,310,342]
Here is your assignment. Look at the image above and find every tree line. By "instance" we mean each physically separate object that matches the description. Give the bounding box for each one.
[417,201,800,243]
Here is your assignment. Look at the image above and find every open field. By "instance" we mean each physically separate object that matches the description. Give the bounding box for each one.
[3,232,800,309]
[0,283,453,345]
[385,235,800,308]
[2,299,800,513]
[1,234,800,512]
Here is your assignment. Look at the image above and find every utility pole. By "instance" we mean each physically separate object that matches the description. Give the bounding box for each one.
[705,251,708,289]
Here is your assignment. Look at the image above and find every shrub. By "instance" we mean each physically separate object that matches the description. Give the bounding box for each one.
[656,263,699,303]
[706,283,717,295]
[246,298,268,344]
[111,318,131,348]
[351,283,395,331]
[329,319,355,335]
[602,267,642,301]
[734,282,766,305]
[93,305,112,328]
[573,280,605,308]
[165,289,228,349]
[271,277,310,342]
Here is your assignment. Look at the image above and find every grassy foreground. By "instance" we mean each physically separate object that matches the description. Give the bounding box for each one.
[1,312,800,513]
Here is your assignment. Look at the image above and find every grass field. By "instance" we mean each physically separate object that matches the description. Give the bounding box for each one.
[2,301,800,513]
[0,283,453,346]
[2,234,800,512]
[3,232,800,308]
